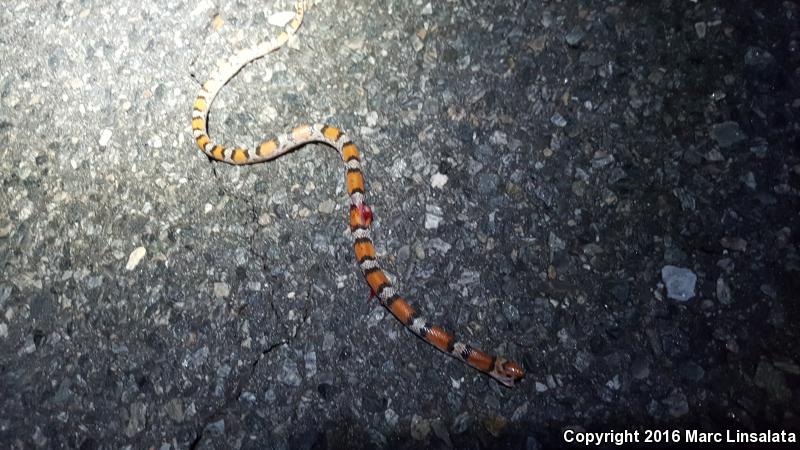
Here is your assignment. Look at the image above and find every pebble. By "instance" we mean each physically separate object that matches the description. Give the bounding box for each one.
[125,246,146,271]
[457,270,480,285]
[550,112,567,127]
[213,282,230,298]
[741,171,756,190]
[467,158,483,176]
[278,360,302,386]
[322,332,335,351]
[268,11,296,27]
[502,302,520,323]
[606,375,621,390]
[184,346,209,368]
[428,238,451,254]
[32,427,47,447]
[389,158,407,179]
[591,152,614,169]
[705,148,725,162]
[750,138,768,158]
[318,199,335,214]
[529,35,546,53]
[125,402,147,437]
[573,350,592,372]
[716,276,732,304]
[452,412,472,434]
[477,172,499,194]
[150,135,163,149]
[541,11,553,28]
[430,172,448,189]
[548,231,566,252]
[22,334,36,354]
[744,46,775,67]
[424,204,443,229]
[164,399,184,423]
[304,351,317,378]
[774,360,800,375]
[86,276,103,289]
[206,419,225,435]
[490,130,508,145]
[571,180,586,197]
[661,265,697,302]
[410,35,424,52]
[99,129,112,147]
[413,242,426,259]
[410,414,431,440]
[694,22,707,38]
[0,220,11,239]
[710,121,746,148]
[663,389,689,418]
[111,342,128,354]
[365,110,378,127]
[384,408,399,427]
[345,36,365,51]
[565,26,585,46]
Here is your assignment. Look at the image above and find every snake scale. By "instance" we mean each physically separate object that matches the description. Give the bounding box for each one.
[191,0,524,387]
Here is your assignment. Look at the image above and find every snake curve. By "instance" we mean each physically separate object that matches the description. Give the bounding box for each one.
[191,0,524,387]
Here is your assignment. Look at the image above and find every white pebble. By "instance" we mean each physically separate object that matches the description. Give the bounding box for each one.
[430,172,448,189]
[366,110,379,127]
[150,135,163,148]
[99,129,112,147]
[424,205,443,229]
[490,130,508,145]
[125,246,146,271]
[268,11,295,27]
[694,22,707,38]
[213,282,230,298]
[661,265,697,302]
[385,408,399,427]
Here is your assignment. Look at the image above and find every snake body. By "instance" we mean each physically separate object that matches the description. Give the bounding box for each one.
[191,1,524,387]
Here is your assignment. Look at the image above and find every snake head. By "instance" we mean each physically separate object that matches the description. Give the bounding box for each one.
[490,358,525,388]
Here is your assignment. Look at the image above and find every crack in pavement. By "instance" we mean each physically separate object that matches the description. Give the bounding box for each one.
[188,339,288,450]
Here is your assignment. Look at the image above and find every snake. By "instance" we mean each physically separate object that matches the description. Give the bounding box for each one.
[191,0,524,387]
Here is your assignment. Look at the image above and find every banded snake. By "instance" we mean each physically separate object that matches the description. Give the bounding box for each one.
[191,0,524,387]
